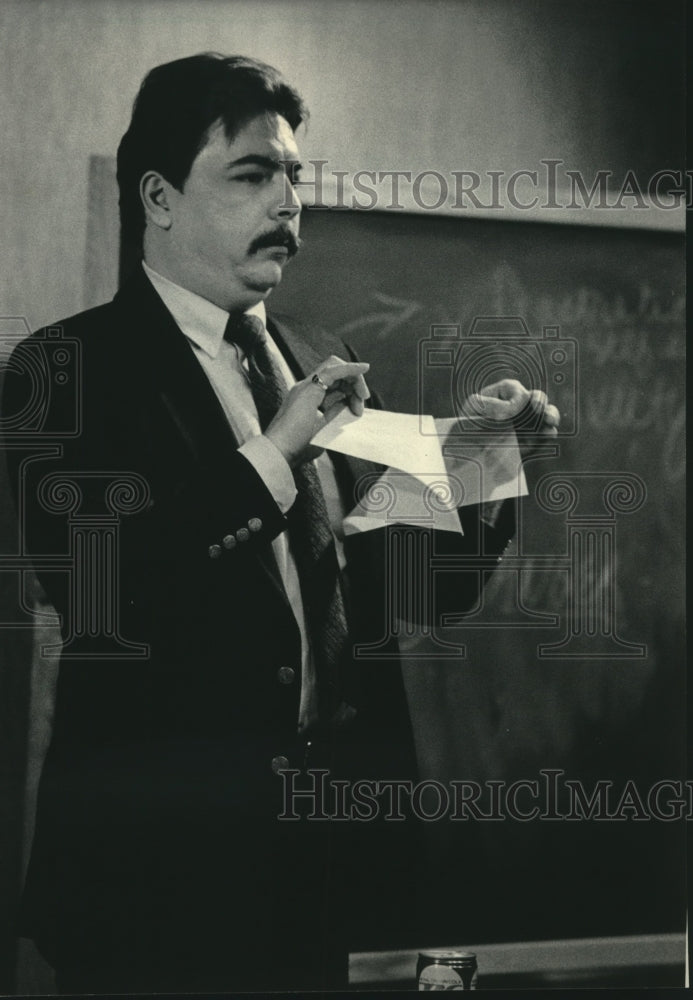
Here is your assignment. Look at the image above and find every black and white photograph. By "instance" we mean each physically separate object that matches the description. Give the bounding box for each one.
[0,0,686,994]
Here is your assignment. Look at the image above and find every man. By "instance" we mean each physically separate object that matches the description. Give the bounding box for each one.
[3,53,558,993]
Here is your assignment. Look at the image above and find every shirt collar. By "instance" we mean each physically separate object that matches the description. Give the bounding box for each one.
[142,260,267,359]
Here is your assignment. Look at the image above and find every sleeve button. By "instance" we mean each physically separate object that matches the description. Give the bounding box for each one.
[236,527,250,543]
[248,517,263,533]
[222,534,236,549]
[277,666,296,685]
[271,755,290,774]
[208,544,222,559]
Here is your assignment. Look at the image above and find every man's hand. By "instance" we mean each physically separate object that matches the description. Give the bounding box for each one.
[265,356,370,467]
[461,378,560,457]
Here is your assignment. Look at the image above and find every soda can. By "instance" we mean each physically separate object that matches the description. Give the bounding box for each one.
[417,950,478,990]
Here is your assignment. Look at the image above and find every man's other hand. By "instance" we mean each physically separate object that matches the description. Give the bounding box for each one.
[265,356,370,467]
[461,378,560,457]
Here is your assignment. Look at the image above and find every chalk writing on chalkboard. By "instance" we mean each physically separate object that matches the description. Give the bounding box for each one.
[332,262,684,487]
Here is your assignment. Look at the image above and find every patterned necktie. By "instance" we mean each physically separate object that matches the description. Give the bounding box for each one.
[224,314,354,729]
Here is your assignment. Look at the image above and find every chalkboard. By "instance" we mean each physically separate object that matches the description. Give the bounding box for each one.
[268,209,686,944]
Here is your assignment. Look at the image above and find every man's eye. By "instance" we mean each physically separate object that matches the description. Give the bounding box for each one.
[234,172,267,184]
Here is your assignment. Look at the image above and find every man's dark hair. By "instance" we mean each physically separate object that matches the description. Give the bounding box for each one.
[116,52,308,251]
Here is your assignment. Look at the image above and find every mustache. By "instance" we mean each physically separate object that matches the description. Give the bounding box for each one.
[249,227,302,257]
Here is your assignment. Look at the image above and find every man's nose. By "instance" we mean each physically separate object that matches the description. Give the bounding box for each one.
[271,172,302,220]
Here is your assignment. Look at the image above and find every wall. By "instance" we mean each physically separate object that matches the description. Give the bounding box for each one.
[0,0,685,328]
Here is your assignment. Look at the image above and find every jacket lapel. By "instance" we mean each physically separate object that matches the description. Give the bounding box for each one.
[267,314,383,494]
[114,270,237,468]
[266,314,324,382]
[112,270,292,610]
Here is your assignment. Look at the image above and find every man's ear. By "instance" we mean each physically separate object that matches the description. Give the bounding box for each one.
[140,171,173,231]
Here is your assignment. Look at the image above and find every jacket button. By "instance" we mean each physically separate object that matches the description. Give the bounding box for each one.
[222,534,236,549]
[236,527,250,543]
[248,517,263,532]
[208,544,222,559]
[277,666,295,685]
[271,755,290,773]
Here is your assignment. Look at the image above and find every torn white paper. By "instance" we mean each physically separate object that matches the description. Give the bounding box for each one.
[312,408,448,480]
[311,408,528,536]
[435,417,528,508]
[343,469,464,536]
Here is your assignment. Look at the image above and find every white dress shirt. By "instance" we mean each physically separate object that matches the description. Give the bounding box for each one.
[142,261,331,731]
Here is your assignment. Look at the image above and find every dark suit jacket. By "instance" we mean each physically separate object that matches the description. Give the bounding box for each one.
[2,269,515,981]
